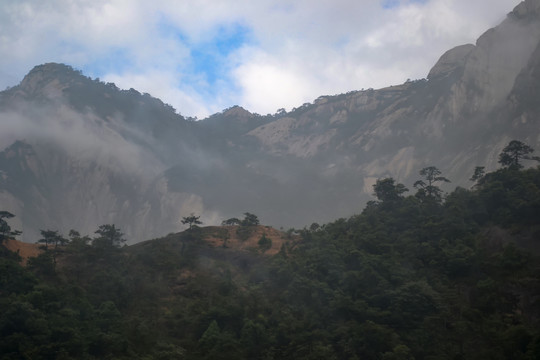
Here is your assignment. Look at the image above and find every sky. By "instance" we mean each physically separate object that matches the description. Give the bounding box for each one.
[0,0,521,118]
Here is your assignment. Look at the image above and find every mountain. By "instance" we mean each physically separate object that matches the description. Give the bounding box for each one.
[1,0,540,243]
[0,65,199,242]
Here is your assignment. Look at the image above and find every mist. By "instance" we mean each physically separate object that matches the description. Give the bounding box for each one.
[1,0,540,244]
[0,93,227,242]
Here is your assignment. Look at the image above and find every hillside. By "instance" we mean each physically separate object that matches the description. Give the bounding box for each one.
[2,238,42,265]
[1,164,539,359]
[3,224,294,266]
[197,225,294,256]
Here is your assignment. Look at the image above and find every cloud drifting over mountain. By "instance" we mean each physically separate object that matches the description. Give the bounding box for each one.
[0,0,520,118]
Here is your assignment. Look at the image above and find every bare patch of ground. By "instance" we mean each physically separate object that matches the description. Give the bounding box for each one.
[202,225,294,255]
[3,238,43,265]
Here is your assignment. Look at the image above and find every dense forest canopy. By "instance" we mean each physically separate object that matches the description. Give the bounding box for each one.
[1,143,540,359]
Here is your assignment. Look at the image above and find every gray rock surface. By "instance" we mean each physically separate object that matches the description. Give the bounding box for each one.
[1,0,540,243]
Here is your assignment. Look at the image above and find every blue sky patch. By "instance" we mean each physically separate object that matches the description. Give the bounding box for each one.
[190,23,253,86]
[382,0,400,8]
[382,0,428,9]
[155,19,252,101]
[78,48,134,81]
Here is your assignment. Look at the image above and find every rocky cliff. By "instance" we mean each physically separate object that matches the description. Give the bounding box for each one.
[1,0,540,242]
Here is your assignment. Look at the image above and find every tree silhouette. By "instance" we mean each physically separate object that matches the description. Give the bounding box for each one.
[241,212,260,226]
[0,211,21,244]
[470,166,486,188]
[37,230,68,268]
[498,140,537,169]
[221,218,241,226]
[470,166,486,182]
[181,214,203,230]
[373,178,408,203]
[93,224,126,248]
[414,166,450,201]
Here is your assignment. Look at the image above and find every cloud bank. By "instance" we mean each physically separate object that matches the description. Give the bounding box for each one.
[0,0,520,118]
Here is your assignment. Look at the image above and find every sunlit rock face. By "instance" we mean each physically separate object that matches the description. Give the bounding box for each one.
[245,0,540,186]
[2,0,540,242]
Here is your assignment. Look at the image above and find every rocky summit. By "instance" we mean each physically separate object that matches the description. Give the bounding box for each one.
[1,0,540,243]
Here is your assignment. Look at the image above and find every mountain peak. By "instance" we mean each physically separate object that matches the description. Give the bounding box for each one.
[222,105,252,118]
[22,63,83,83]
[427,44,475,80]
[27,62,79,74]
[18,63,85,98]
[511,0,540,19]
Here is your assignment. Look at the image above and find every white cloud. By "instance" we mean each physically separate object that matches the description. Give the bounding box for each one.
[0,0,523,117]
[228,0,520,113]
[233,49,314,114]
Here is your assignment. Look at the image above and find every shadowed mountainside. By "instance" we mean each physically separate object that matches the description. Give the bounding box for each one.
[1,0,540,242]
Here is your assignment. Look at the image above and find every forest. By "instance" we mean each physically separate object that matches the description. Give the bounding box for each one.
[1,141,540,359]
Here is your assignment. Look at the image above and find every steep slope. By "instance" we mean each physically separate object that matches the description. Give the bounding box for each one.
[227,0,540,216]
[0,64,206,242]
[0,65,277,242]
[245,0,540,172]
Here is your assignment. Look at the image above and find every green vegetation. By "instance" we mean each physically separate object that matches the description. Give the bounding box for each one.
[498,140,539,169]
[222,217,241,226]
[257,233,272,253]
[0,211,21,245]
[1,143,540,359]
[241,212,260,226]
[413,166,450,202]
[181,214,203,230]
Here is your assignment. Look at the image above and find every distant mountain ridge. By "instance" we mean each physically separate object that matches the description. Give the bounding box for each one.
[1,0,540,243]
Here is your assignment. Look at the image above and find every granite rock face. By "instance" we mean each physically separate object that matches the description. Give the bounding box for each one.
[1,0,540,242]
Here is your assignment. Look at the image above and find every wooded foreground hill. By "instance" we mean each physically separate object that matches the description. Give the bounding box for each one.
[1,163,539,359]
